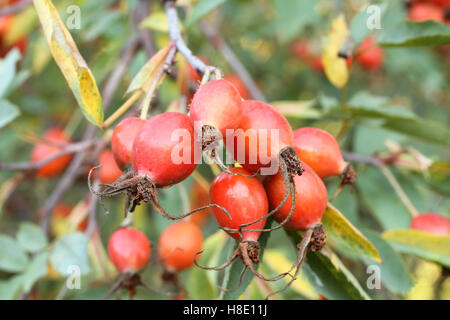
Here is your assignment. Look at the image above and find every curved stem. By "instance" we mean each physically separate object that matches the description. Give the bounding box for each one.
[193,250,239,271]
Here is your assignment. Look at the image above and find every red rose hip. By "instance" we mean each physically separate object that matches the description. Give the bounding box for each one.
[108,227,152,274]
[111,117,146,169]
[157,221,203,272]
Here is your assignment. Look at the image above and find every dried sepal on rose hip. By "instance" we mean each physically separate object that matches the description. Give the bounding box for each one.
[195,168,290,291]
[224,100,304,230]
[189,79,253,177]
[263,161,328,298]
[89,112,231,221]
[105,227,152,299]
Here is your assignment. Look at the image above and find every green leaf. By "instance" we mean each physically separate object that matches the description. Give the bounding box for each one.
[0,235,29,272]
[271,0,318,42]
[271,100,321,119]
[380,20,450,47]
[0,100,20,129]
[21,252,49,293]
[33,0,103,127]
[383,229,450,267]
[186,0,227,26]
[357,165,412,230]
[347,91,416,120]
[0,275,24,300]
[361,229,414,294]
[286,230,370,300]
[322,203,381,263]
[221,219,274,300]
[0,49,20,98]
[382,118,450,147]
[49,232,91,276]
[17,223,48,253]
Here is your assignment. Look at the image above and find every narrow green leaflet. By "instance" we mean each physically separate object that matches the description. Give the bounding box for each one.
[50,232,91,276]
[221,219,274,300]
[0,235,29,273]
[380,21,450,47]
[382,118,450,147]
[322,203,381,263]
[362,229,414,294]
[286,230,370,300]
[271,100,321,119]
[17,223,48,253]
[33,0,103,127]
[185,0,227,26]
[383,229,450,267]
[21,252,49,293]
[0,100,20,129]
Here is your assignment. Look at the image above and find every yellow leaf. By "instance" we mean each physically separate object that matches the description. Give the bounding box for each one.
[33,0,103,127]
[322,14,349,89]
[383,229,450,267]
[271,100,321,119]
[264,249,318,299]
[323,203,382,263]
[126,42,175,95]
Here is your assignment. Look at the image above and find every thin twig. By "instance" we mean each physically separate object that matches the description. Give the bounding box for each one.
[198,22,267,101]
[342,151,419,218]
[0,139,96,171]
[164,1,207,74]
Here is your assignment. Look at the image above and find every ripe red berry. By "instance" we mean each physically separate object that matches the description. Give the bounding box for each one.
[157,221,203,272]
[225,100,294,175]
[132,112,198,187]
[108,227,152,274]
[98,150,123,184]
[189,79,243,138]
[264,161,328,231]
[356,37,384,70]
[310,55,324,72]
[31,127,73,177]
[111,117,146,169]
[210,167,268,242]
[223,74,250,99]
[410,213,450,236]
[293,127,348,178]
[409,3,444,22]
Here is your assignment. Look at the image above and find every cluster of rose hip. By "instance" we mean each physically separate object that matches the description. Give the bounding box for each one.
[29,73,450,299]
[80,76,361,298]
